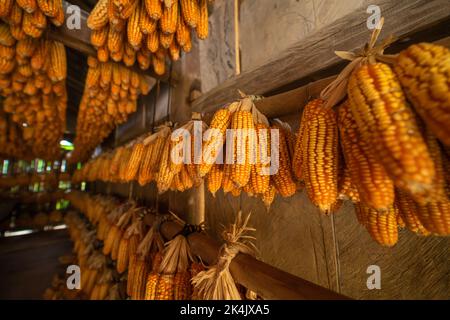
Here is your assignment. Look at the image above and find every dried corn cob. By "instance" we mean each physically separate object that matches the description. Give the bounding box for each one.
[49,41,66,82]
[17,0,37,14]
[395,189,430,235]
[348,62,435,200]
[252,123,271,194]
[301,99,339,210]
[160,0,178,34]
[355,203,398,247]
[153,55,165,75]
[119,0,138,19]
[180,0,199,28]
[91,26,109,48]
[413,128,450,235]
[155,274,175,300]
[157,136,175,193]
[338,100,394,210]
[160,31,174,49]
[116,237,130,273]
[50,4,64,26]
[207,163,223,197]
[124,142,145,181]
[199,108,232,177]
[195,0,208,40]
[338,166,360,203]
[127,253,137,296]
[415,200,450,236]
[127,3,143,49]
[221,164,235,194]
[36,0,58,17]
[261,181,277,211]
[173,271,191,300]
[176,11,189,46]
[230,110,254,187]
[145,0,162,20]
[0,24,16,46]
[395,43,450,146]
[422,129,447,203]
[271,124,296,198]
[131,258,149,300]
[292,107,310,181]
[145,272,159,300]
[103,224,119,256]
[87,0,109,30]
[140,1,156,34]
[147,30,159,52]
[0,0,13,18]
[31,8,47,28]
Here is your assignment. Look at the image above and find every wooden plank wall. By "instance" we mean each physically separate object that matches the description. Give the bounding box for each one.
[92,0,450,299]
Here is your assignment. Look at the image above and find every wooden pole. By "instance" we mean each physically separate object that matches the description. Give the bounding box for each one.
[234,0,241,76]
[143,214,349,300]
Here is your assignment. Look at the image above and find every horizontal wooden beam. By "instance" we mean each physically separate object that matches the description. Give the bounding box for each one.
[48,1,168,81]
[192,0,450,114]
[143,214,349,300]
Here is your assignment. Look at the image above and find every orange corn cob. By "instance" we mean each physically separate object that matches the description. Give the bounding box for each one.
[395,189,430,236]
[302,99,338,211]
[355,203,398,247]
[338,100,394,210]
[207,163,223,197]
[395,43,450,146]
[348,62,435,201]
[231,110,255,188]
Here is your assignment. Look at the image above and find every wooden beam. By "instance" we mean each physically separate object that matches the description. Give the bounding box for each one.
[48,1,168,81]
[143,214,349,300]
[192,0,450,113]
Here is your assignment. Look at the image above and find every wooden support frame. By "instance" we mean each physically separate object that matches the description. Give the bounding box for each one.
[48,1,168,81]
[143,214,349,300]
[192,0,450,114]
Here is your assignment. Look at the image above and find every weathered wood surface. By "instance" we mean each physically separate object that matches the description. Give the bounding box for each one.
[192,0,450,113]
[335,202,450,299]
[198,0,236,93]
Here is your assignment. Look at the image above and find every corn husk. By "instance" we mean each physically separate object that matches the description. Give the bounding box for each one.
[191,212,257,300]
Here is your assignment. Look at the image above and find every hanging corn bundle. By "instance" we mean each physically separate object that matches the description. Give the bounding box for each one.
[69,57,152,163]
[145,214,203,300]
[87,0,213,75]
[191,212,258,300]
[129,218,165,300]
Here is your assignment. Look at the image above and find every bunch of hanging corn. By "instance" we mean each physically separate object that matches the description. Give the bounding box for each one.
[0,20,67,159]
[87,0,212,75]
[129,223,164,300]
[70,57,152,163]
[145,226,196,300]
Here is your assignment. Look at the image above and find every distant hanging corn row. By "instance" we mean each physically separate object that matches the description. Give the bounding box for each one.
[87,0,213,76]
[69,56,152,163]
[65,191,211,300]
[0,0,67,160]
